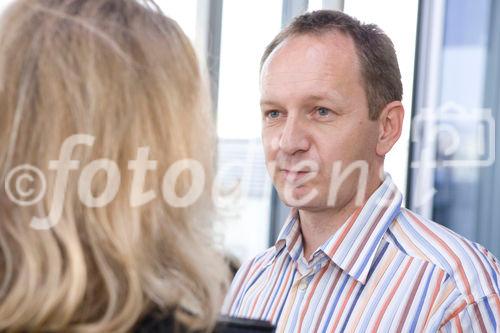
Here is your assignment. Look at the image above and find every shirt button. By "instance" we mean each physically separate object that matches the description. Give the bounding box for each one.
[298,280,308,290]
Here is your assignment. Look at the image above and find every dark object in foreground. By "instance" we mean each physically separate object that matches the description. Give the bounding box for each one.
[215,316,275,333]
[135,314,275,332]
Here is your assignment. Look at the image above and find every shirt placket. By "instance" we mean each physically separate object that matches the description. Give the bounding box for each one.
[279,254,329,332]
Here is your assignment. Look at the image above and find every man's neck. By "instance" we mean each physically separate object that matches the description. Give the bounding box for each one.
[298,204,355,261]
[298,177,383,261]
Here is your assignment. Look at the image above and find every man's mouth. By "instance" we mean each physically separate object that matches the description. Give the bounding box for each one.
[280,169,316,183]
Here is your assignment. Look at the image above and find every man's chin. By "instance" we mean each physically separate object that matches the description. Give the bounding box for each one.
[276,186,322,209]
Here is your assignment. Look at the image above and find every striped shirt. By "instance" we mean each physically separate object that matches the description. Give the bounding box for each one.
[222,175,500,332]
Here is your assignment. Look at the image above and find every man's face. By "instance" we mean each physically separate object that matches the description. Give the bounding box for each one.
[260,32,381,211]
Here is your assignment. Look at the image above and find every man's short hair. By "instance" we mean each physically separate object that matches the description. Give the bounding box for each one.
[261,10,403,120]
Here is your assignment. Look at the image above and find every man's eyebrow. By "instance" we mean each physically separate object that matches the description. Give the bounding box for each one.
[304,94,327,102]
[260,91,345,108]
[307,91,344,103]
[260,99,279,107]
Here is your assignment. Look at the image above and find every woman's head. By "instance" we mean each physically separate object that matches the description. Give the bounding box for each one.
[0,0,227,331]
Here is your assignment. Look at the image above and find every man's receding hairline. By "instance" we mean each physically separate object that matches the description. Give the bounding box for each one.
[260,28,360,73]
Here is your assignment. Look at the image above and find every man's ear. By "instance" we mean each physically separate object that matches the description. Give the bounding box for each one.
[376,101,404,157]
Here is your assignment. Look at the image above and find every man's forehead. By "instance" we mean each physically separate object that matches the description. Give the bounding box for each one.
[262,32,359,70]
[261,71,341,86]
[260,72,344,101]
[260,32,361,87]
[260,84,346,107]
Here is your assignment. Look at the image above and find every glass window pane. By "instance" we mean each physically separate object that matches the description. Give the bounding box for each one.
[432,0,491,239]
[157,0,198,42]
[308,0,324,11]
[216,0,282,261]
[0,0,13,14]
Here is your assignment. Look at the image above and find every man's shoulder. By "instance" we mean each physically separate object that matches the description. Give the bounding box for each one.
[387,207,500,301]
[234,246,279,280]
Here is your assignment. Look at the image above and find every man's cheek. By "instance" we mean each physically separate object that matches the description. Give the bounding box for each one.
[262,133,280,151]
[265,159,279,183]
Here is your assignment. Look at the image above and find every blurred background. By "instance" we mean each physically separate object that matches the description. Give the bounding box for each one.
[2,0,498,262]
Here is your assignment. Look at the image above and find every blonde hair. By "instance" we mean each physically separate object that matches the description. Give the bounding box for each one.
[0,0,229,331]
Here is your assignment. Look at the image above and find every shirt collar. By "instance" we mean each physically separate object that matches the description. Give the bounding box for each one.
[274,208,301,261]
[273,173,402,285]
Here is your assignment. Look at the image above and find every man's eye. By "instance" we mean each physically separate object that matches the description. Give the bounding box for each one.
[316,107,331,116]
[266,110,281,119]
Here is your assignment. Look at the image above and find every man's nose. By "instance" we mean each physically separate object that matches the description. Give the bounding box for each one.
[278,114,310,155]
